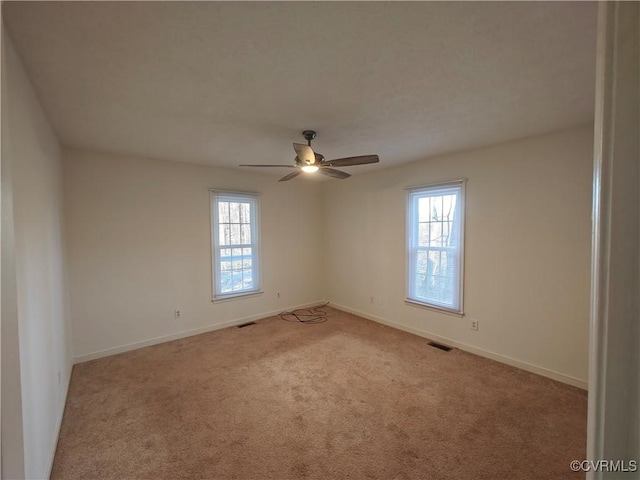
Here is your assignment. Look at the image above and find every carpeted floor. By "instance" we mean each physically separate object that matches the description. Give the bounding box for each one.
[52,307,587,479]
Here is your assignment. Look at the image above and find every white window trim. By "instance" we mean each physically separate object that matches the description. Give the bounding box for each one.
[405,179,466,315]
[210,189,262,302]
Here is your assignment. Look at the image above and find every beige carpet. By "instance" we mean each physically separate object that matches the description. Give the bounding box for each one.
[52,307,587,479]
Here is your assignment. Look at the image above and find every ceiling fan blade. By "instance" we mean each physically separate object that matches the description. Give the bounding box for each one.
[324,155,379,167]
[293,143,316,165]
[239,164,295,168]
[278,170,302,182]
[318,167,351,179]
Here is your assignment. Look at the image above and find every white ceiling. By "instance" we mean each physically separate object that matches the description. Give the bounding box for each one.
[3,1,597,175]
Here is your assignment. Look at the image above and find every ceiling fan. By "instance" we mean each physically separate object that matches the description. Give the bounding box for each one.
[239,130,379,182]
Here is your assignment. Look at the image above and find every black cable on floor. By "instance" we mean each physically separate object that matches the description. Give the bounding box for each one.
[279,302,330,324]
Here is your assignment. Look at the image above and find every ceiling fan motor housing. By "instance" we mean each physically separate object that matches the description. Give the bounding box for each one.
[302,130,317,145]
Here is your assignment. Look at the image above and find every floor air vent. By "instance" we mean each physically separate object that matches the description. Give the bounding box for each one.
[237,321,256,328]
[428,341,452,352]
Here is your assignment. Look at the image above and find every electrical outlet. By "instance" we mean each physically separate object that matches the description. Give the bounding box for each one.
[175,309,181,319]
[470,319,479,331]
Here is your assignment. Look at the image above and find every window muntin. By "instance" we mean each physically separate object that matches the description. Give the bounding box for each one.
[407,181,465,313]
[211,191,261,299]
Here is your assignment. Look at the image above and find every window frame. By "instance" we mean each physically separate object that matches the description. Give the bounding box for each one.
[210,190,262,301]
[405,179,466,315]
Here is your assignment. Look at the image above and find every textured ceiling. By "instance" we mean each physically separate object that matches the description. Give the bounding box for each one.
[3,1,597,175]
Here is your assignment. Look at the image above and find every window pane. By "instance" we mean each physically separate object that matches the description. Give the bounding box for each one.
[431,221,443,246]
[221,271,232,293]
[232,270,242,291]
[241,224,251,244]
[218,202,229,223]
[230,224,241,245]
[230,202,240,223]
[242,270,253,289]
[435,196,443,221]
[416,250,428,274]
[418,223,429,246]
[418,197,429,222]
[415,274,426,297]
[240,203,250,224]
[219,225,230,246]
[427,250,440,274]
[429,275,445,303]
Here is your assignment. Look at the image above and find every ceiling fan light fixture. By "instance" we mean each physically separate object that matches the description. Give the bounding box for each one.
[301,165,319,173]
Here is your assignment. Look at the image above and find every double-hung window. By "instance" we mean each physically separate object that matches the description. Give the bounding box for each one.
[407,180,465,314]
[211,191,261,300]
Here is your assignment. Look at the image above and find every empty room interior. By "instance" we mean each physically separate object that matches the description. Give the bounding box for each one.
[2,2,639,480]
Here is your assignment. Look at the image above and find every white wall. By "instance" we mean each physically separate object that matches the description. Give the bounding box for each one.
[323,126,593,387]
[1,27,26,480]
[64,149,324,360]
[1,31,71,479]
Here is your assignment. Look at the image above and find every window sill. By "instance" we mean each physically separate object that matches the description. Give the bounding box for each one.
[212,291,263,304]
[405,299,464,318]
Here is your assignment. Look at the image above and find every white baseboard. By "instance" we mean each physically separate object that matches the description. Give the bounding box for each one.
[73,300,327,364]
[330,303,588,390]
[47,365,72,479]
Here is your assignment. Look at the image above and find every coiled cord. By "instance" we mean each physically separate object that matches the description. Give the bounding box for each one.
[279,302,330,324]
